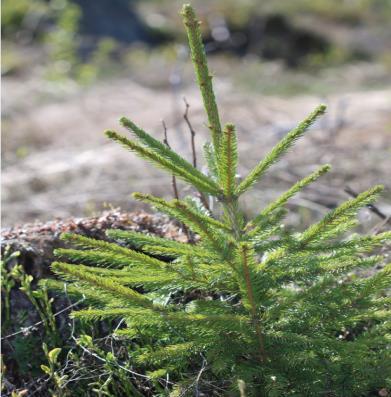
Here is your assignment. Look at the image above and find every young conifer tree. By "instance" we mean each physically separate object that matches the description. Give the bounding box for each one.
[50,4,390,396]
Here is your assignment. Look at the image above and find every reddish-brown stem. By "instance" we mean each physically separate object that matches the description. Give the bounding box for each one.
[224,125,235,197]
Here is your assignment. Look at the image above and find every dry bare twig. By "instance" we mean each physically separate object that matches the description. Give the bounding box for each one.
[182,98,211,211]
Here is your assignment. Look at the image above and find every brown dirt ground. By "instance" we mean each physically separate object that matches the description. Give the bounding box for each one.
[2,76,391,227]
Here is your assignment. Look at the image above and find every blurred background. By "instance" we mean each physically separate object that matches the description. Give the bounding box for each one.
[2,0,391,229]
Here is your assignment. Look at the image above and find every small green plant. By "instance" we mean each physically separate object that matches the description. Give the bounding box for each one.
[73,334,145,396]
[1,249,58,343]
[41,344,68,396]
[50,4,390,396]
[9,265,60,346]
[1,247,20,329]
[1,250,62,384]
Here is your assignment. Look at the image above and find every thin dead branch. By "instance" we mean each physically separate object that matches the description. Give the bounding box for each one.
[345,186,389,222]
[162,120,180,201]
[182,98,210,211]
[183,97,197,169]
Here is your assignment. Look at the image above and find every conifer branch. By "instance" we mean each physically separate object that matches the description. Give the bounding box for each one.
[59,233,166,269]
[246,207,287,237]
[304,231,391,253]
[173,199,229,231]
[136,343,195,365]
[121,115,210,192]
[166,312,247,325]
[52,263,177,287]
[172,199,226,250]
[59,265,179,287]
[71,307,150,320]
[249,164,330,233]
[299,185,384,245]
[236,105,326,195]
[261,164,330,218]
[219,123,238,197]
[54,248,136,268]
[51,262,155,309]
[359,263,391,294]
[203,142,219,180]
[106,130,220,195]
[141,245,217,260]
[107,229,195,252]
[133,193,230,236]
[42,279,111,305]
[261,186,384,265]
[238,243,267,363]
[55,266,128,276]
[181,4,222,153]
[345,186,389,221]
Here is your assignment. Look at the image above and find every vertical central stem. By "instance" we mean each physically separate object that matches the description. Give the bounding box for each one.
[224,199,241,239]
[240,245,267,363]
[182,4,222,154]
[223,198,267,364]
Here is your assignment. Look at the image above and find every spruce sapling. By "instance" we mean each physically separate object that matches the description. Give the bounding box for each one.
[50,4,390,396]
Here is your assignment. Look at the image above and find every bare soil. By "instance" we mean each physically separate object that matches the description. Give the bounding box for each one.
[2,76,391,227]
